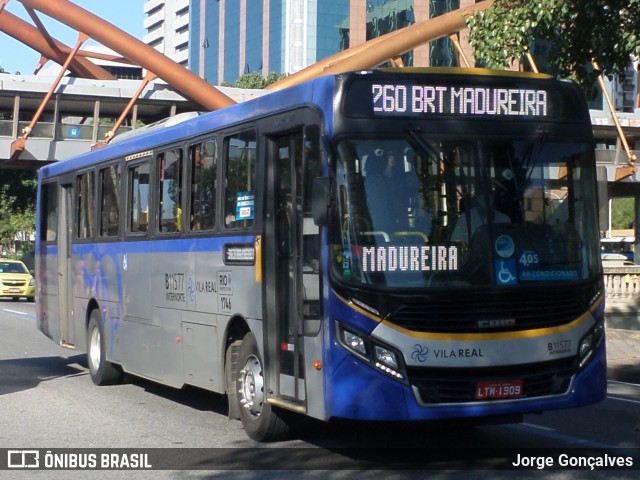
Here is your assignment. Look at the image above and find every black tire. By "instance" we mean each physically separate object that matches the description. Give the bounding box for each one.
[235,332,290,441]
[87,309,121,386]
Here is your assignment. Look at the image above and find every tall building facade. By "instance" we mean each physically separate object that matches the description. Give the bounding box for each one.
[189,0,476,86]
[144,0,191,67]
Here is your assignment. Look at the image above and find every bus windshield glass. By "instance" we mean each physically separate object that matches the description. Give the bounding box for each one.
[332,135,601,288]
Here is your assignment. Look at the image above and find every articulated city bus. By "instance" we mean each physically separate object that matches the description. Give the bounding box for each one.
[36,68,606,441]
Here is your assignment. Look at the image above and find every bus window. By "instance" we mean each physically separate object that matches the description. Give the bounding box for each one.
[127,162,150,234]
[40,183,58,242]
[157,149,183,233]
[99,164,120,237]
[334,137,598,286]
[302,125,322,333]
[189,140,216,231]
[76,171,95,240]
[224,131,256,229]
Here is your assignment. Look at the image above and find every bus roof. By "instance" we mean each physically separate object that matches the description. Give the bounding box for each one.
[38,73,336,179]
[38,68,584,179]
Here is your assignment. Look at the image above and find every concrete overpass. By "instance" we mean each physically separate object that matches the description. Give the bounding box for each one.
[0,73,262,168]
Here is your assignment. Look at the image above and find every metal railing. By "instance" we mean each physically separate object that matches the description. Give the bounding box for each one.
[0,119,133,142]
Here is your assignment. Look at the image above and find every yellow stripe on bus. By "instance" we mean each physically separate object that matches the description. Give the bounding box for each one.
[335,289,604,341]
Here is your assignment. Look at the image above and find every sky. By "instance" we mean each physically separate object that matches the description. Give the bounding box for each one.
[0,1,145,74]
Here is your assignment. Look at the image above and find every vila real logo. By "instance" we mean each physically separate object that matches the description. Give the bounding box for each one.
[411,344,484,362]
[411,344,429,362]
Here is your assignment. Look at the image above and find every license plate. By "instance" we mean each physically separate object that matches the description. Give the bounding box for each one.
[8,288,21,293]
[475,380,523,400]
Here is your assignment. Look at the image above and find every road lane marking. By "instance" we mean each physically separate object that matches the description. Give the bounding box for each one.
[1,308,29,316]
[0,308,36,320]
[511,422,640,454]
[607,395,640,405]
[609,379,640,388]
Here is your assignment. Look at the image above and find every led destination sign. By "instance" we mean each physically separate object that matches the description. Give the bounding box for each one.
[372,84,548,117]
[340,74,581,121]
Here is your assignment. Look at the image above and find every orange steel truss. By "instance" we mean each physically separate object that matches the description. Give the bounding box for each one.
[2,0,493,106]
[1,1,636,180]
[1,0,494,161]
[13,0,237,110]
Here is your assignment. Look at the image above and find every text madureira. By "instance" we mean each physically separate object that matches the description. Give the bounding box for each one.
[361,245,459,273]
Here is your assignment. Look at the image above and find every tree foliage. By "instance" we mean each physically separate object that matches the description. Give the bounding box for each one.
[467,0,640,91]
[611,197,635,230]
[0,170,37,254]
[223,72,287,89]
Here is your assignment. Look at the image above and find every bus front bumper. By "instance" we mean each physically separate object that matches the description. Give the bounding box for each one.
[326,342,607,422]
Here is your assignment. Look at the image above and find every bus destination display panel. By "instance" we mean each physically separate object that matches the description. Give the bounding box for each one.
[342,73,582,121]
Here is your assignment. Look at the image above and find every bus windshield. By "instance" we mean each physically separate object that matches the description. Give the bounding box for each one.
[332,134,601,288]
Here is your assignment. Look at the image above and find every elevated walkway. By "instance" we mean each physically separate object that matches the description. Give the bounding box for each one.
[0,74,261,168]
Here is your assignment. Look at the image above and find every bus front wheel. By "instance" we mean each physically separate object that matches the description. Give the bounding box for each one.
[236,332,290,441]
[87,309,121,386]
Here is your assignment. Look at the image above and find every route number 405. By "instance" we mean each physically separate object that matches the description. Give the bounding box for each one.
[518,251,539,267]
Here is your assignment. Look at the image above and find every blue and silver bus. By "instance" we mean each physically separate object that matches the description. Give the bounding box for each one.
[36,68,606,441]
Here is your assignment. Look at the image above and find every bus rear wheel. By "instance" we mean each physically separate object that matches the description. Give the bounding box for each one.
[236,332,290,441]
[87,309,121,386]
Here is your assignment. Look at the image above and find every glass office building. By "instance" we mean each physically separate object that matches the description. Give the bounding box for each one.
[189,0,474,85]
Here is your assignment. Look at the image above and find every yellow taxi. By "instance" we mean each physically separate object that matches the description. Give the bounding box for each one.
[0,259,35,302]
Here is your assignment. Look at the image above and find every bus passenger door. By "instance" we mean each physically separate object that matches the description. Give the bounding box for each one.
[265,130,307,409]
[57,184,74,347]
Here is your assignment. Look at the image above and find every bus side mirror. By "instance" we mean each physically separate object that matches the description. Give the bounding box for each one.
[312,177,332,226]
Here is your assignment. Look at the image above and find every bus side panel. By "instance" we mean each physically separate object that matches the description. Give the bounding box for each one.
[182,318,219,391]
[123,248,153,322]
[153,306,185,388]
[71,245,124,354]
[121,317,164,381]
[179,247,231,393]
[37,244,61,342]
[120,248,155,379]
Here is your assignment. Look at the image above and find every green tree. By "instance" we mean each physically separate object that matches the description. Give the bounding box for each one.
[467,0,640,92]
[223,72,287,89]
[611,197,635,230]
[0,170,37,256]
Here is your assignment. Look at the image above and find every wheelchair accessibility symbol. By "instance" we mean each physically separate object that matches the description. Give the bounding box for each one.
[495,259,518,285]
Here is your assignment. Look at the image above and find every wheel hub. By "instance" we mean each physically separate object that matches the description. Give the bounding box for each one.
[239,354,264,417]
[89,326,101,372]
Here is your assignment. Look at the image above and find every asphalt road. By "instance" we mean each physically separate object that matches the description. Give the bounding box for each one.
[0,300,639,479]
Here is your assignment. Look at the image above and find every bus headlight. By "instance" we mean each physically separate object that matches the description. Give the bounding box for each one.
[337,322,407,383]
[578,322,605,368]
[374,346,404,380]
[342,329,367,356]
[375,345,398,369]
